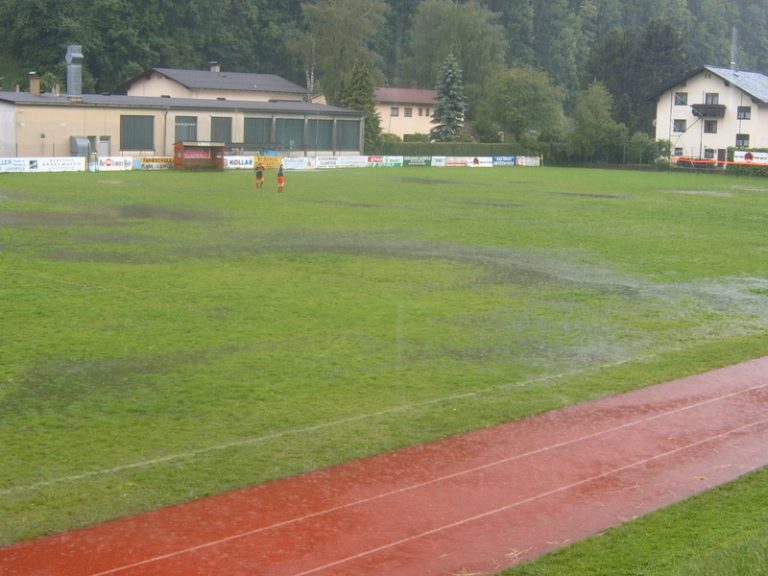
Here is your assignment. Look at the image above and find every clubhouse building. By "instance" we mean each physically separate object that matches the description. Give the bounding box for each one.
[0,49,365,158]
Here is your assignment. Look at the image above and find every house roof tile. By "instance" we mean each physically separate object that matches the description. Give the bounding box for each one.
[650,65,768,104]
[375,87,437,105]
[118,68,308,95]
[0,91,363,116]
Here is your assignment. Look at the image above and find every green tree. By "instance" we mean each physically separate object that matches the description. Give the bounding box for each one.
[0,0,84,90]
[296,0,389,105]
[402,0,507,93]
[479,0,534,65]
[430,54,466,142]
[571,81,628,163]
[383,0,421,85]
[586,19,690,134]
[475,67,565,148]
[338,62,382,153]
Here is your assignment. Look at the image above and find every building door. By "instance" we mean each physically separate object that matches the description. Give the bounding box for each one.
[99,136,111,156]
[717,149,726,165]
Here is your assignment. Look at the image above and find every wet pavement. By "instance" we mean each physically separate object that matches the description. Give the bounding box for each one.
[2,357,767,575]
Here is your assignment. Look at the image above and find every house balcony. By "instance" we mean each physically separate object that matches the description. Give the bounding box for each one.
[691,103,726,118]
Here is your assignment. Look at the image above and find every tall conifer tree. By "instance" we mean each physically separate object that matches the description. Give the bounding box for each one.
[430,54,465,142]
[338,62,382,153]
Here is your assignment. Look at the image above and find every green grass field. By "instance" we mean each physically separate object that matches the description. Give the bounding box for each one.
[1,166,766,572]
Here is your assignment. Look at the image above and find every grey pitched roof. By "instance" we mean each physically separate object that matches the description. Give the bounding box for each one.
[649,65,768,103]
[0,91,364,117]
[703,65,768,103]
[118,68,308,95]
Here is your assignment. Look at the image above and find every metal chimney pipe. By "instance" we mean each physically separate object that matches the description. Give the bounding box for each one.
[29,72,40,96]
[65,45,84,98]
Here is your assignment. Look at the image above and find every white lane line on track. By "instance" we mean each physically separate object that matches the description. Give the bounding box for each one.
[86,382,768,576]
[291,416,768,576]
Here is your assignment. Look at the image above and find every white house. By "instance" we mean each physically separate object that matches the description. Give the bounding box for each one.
[652,65,768,163]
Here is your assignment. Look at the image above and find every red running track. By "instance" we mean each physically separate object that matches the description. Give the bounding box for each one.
[2,357,768,576]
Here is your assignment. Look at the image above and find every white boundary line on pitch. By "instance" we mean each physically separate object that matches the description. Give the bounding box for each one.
[0,354,660,497]
[84,382,768,576]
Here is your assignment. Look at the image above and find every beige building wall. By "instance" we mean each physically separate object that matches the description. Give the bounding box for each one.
[655,69,768,159]
[0,103,16,156]
[3,100,355,158]
[376,103,434,138]
[375,88,437,139]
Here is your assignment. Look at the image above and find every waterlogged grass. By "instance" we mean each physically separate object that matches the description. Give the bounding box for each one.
[0,167,767,547]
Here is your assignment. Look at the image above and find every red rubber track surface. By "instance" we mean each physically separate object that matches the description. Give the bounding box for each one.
[2,357,767,576]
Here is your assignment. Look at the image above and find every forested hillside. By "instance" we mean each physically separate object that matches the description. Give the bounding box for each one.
[2,0,767,152]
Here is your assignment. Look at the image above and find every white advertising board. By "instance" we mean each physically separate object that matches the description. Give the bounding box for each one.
[223,156,255,169]
[97,157,133,171]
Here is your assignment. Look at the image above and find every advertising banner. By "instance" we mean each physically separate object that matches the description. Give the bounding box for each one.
[403,156,432,167]
[493,156,517,166]
[1,157,87,173]
[516,156,542,166]
[367,155,385,167]
[316,156,339,169]
[384,156,404,167]
[445,156,472,167]
[97,157,133,171]
[283,157,316,170]
[468,157,493,167]
[338,155,368,168]
[733,150,768,164]
[255,156,282,169]
[40,157,86,172]
[183,148,211,159]
[0,158,31,173]
[139,157,173,170]
[431,156,446,167]
[223,156,255,169]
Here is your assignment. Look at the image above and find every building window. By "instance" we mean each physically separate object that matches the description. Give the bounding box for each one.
[212,117,232,145]
[737,106,751,120]
[736,133,750,147]
[404,107,413,117]
[674,92,688,105]
[390,107,400,117]
[705,93,719,105]
[336,119,361,151]
[120,115,154,151]
[175,116,197,142]
[673,119,687,132]
[275,118,304,150]
[704,148,715,159]
[418,108,424,116]
[704,120,717,134]
[308,119,333,151]
[674,147,683,156]
[244,117,272,147]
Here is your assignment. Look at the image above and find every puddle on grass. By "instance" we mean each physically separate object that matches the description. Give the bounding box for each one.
[667,189,732,197]
[111,205,211,220]
[390,176,462,185]
[552,192,629,199]
[0,205,213,228]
